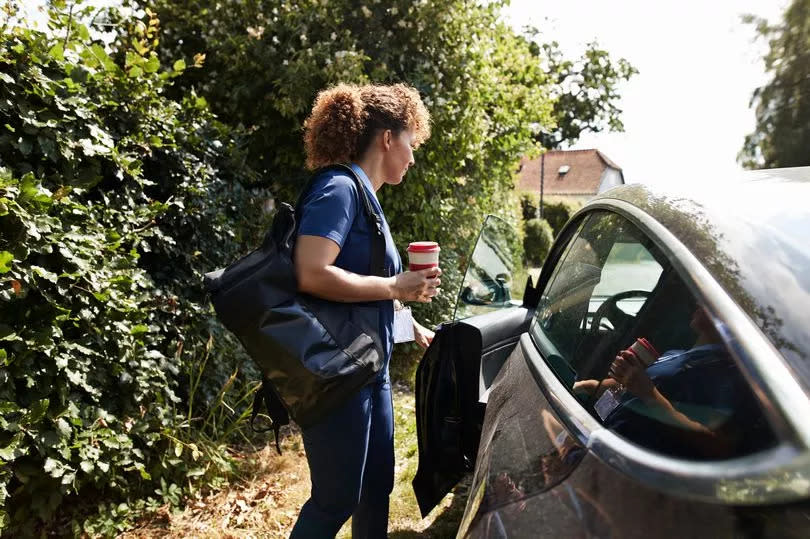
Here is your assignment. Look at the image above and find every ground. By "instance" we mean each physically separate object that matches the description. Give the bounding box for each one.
[122,385,469,538]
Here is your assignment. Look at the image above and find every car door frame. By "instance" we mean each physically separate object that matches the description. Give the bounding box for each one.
[525,198,810,505]
[412,215,540,517]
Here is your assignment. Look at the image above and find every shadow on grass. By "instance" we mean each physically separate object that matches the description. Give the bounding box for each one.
[389,476,471,539]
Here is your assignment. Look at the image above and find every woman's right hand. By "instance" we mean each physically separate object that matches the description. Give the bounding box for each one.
[609,350,655,399]
[392,267,442,302]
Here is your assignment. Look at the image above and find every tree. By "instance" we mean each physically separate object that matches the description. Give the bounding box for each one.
[525,35,638,149]
[146,0,554,325]
[0,3,267,531]
[146,0,636,328]
[739,0,810,168]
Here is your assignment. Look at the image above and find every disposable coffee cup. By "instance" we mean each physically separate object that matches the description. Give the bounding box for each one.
[627,337,660,367]
[407,241,440,272]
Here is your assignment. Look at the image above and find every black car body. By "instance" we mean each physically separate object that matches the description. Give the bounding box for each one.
[413,167,810,537]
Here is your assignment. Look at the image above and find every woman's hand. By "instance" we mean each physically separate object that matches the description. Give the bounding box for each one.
[609,350,655,399]
[413,319,435,349]
[392,267,441,302]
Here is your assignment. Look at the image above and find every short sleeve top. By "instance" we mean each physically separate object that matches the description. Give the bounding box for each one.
[297,164,402,376]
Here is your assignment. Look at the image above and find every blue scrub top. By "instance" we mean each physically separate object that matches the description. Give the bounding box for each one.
[297,164,402,376]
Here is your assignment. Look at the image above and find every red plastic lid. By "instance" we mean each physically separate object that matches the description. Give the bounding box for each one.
[407,241,440,252]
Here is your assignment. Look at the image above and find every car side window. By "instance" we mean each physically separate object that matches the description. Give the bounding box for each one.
[531,210,777,460]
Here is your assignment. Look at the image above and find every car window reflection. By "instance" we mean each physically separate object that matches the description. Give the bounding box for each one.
[531,211,777,461]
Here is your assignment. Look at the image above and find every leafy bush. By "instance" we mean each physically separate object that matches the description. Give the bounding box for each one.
[542,199,581,237]
[523,218,554,266]
[520,192,540,221]
[0,4,268,533]
[148,0,554,335]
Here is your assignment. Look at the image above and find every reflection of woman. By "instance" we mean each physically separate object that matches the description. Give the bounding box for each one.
[608,307,723,435]
[578,306,755,458]
[290,83,438,537]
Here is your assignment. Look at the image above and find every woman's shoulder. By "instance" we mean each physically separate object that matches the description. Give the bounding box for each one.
[307,166,360,198]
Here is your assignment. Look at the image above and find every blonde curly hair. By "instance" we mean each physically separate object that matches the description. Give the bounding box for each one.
[303,83,431,170]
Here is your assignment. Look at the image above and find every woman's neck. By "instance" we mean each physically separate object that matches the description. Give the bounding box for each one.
[354,156,384,192]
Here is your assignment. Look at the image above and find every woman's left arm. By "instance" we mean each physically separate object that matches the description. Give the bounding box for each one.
[413,319,435,349]
[394,299,435,349]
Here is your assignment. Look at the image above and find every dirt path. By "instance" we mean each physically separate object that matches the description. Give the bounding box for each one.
[121,387,468,538]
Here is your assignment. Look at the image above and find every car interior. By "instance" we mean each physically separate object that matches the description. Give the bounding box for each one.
[533,211,777,461]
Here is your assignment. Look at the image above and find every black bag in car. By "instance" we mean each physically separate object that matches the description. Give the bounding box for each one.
[203,164,388,452]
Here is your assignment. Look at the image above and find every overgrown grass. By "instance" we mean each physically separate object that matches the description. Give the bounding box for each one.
[123,385,468,537]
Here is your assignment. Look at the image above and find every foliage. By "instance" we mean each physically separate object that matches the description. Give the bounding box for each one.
[542,199,581,237]
[519,193,579,237]
[0,2,269,533]
[519,192,539,221]
[521,35,638,150]
[146,0,557,333]
[523,218,554,266]
[739,0,810,168]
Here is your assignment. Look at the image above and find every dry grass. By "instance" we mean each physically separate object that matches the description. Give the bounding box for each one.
[121,385,468,538]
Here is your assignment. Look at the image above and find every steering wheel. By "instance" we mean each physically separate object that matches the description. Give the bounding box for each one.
[590,290,651,335]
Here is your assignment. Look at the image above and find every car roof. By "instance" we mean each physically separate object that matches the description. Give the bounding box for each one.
[589,166,810,391]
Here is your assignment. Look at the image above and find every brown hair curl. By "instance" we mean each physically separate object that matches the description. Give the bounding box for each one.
[303,83,431,170]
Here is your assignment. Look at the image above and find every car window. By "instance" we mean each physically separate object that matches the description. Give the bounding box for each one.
[530,210,777,460]
[454,215,524,321]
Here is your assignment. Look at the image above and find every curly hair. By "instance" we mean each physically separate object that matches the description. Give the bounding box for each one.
[303,83,431,170]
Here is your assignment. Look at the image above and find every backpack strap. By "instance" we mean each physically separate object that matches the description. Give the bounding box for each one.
[250,381,290,455]
[295,164,389,278]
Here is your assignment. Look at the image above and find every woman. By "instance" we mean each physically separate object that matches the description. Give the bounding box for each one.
[290,83,439,538]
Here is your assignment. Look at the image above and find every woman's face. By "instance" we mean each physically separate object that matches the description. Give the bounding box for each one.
[382,128,415,186]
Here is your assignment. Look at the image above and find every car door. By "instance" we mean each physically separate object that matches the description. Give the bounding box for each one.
[457,205,810,538]
[412,215,541,517]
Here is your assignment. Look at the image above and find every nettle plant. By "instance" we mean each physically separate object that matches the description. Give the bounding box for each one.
[0,3,267,533]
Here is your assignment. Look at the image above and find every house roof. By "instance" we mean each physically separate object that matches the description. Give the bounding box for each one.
[517,149,623,195]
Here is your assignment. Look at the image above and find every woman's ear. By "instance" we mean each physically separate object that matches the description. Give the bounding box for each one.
[382,129,392,150]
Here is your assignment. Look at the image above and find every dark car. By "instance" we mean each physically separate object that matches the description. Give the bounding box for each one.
[413,167,810,537]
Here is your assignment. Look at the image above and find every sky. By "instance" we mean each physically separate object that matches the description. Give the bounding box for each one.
[503,0,789,187]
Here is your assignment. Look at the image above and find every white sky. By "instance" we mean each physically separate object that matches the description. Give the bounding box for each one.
[503,0,789,187]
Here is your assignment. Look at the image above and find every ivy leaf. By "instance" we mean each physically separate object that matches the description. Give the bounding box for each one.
[0,251,13,273]
[79,461,93,473]
[43,457,62,476]
[31,265,58,283]
[27,398,50,423]
[130,324,148,336]
[55,417,71,437]
[0,433,25,461]
[144,56,160,73]
[172,59,186,73]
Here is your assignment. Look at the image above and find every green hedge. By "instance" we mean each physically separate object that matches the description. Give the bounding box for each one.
[523,218,554,266]
[149,0,556,337]
[543,199,580,237]
[519,193,579,237]
[0,6,268,534]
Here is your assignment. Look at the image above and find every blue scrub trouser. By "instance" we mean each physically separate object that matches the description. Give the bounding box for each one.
[290,375,394,538]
